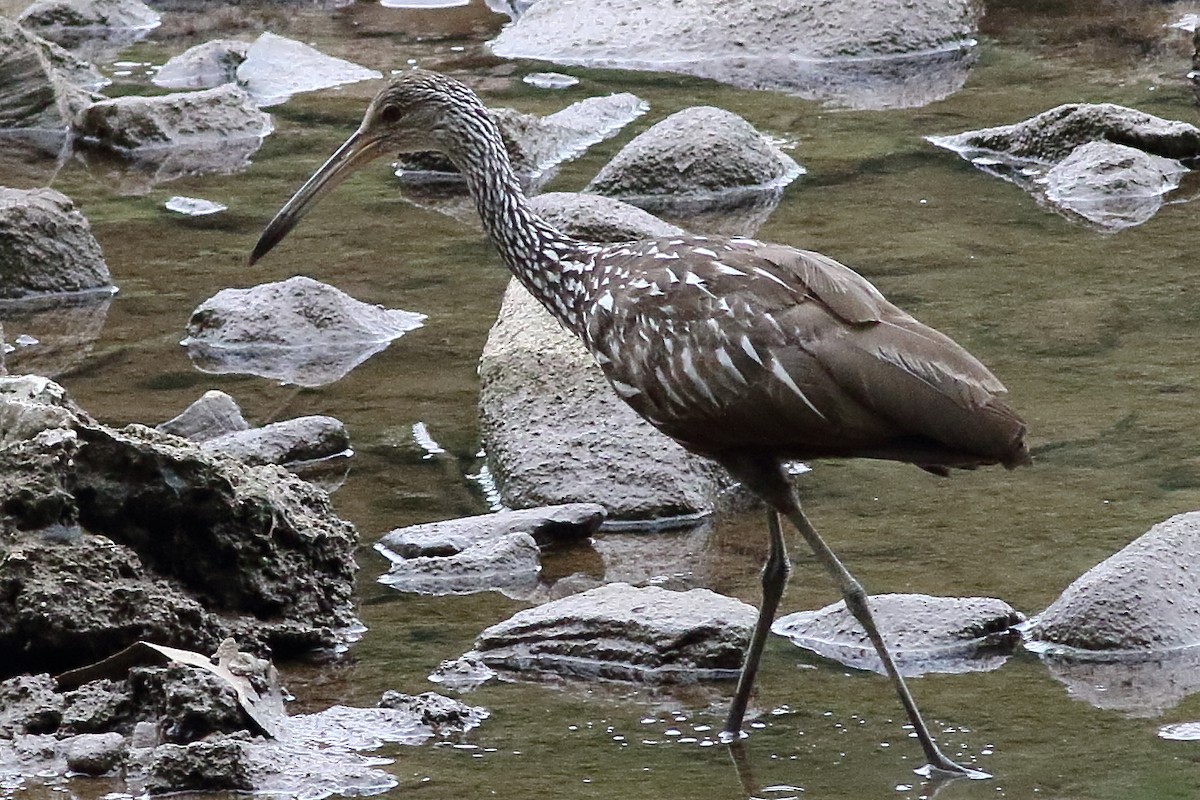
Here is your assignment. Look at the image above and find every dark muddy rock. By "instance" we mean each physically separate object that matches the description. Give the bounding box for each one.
[0,187,113,300]
[202,415,350,467]
[152,38,249,91]
[480,279,726,521]
[76,83,271,153]
[0,376,359,676]
[529,192,685,241]
[0,292,113,377]
[0,674,62,735]
[182,275,426,387]
[377,502,606,558]
[773,593,1024,677]
[157,390,249,442]
[585,106,802,235]
[928,103,1200,230]
[138,737,253,793]
[235,32,381,108]
[473,582,755,682]
[64,731,125,774]
[1026,511,1200,654]
[377,531,541,599]
[1041,141,1186,230]
[490,0,978,108]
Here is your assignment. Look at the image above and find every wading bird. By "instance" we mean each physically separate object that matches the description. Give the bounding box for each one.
[251,69,1029,776]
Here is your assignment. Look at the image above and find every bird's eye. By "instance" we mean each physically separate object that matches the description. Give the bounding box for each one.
[379,104,402,124]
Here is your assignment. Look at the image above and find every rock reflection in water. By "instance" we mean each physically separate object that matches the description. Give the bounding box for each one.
[0,290,113,378]
[1032,644,1200,717]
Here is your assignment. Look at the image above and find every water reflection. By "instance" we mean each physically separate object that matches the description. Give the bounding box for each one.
[1030,643,1200,717]
[0,290,114,378]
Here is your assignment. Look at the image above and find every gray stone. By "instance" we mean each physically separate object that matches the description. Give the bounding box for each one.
[377,691,488,733]
[1041,141,1186,230]
[772,593,1023,677]
[63,732,125,775]
[427,654,497,692]
[202,415,350,467]
[0,674,63,736]
[152,38,249,91]
[157,390,249,442]
[377,502,606,557]
[76,83,271,154]
[1026,511,1200,653]
[480,278,726,521]
[474,582,756,681]
[377,531,541,598]
[18,0,160,35]
[529,192,685,242]
[235,32,381,108]
[490,0,978,108]
[928,102,1200,164]
[587,106,802,202]
[182,275,426,388]
[0,188,113,300]
[0,16,104,142]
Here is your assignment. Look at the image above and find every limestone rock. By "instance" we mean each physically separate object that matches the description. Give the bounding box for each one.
[0,187,113,299]
[377,502,606,557]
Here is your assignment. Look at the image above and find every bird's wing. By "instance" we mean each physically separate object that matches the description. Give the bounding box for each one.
[736,242,890,325]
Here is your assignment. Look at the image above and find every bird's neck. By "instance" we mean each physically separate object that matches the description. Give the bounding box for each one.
[447,121,591,336]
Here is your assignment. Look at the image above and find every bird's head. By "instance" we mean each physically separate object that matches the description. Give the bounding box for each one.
[250,69,487,264]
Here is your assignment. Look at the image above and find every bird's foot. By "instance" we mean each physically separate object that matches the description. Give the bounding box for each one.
[914,758,992,781]
[717,728,749,745]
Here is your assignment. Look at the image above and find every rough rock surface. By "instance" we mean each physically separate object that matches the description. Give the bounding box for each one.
[377,532,541,598]
[0,16,105,137]
[478,198,724,521]
[529,192,685,241]
[1026,511,1200,653]
[773,593,1024,676]
[153,38,249,91]
[0,187,113,299]
[377,503,606,557]
[17,0,161,37]
[0,375,359,677]
[928,102,1200,164]
[1041,141,1186,230]
[474,582,756,681]
[202,415,350,467]
[377,690,489,732]
[157,390,249,442]
[490,0,978,107]
[182,275,426,387]
[480,279,726,521]
[235,32,381,108]
[75,83,272,154]
[586,106,802,202]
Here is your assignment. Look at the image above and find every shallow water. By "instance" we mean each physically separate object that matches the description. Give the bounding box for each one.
[5,0,1200,797]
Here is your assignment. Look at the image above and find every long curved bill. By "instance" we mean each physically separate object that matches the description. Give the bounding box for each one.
[249,128,387,265]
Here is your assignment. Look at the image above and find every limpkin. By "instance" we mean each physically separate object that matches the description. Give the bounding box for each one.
[251,69,1029,776]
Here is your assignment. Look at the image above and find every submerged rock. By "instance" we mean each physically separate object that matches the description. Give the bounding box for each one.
[585,106,802,235]
[772,594,1024,676]
[0,375,359,677]
[0,187,113,300]
[182,275,426,387]
[473,582,755,682]
[490,0,979,108]
[377,503,606,558]
[1040,141,1186,230]
[377,532,542,599]
[1025,511,1200,654]
[929,103,1200,230]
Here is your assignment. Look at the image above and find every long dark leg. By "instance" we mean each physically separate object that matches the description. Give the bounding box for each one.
[723,508,790,737]
[727,457,983,777]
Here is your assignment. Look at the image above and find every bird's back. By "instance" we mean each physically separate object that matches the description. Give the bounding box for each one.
[576,235,1029,472]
